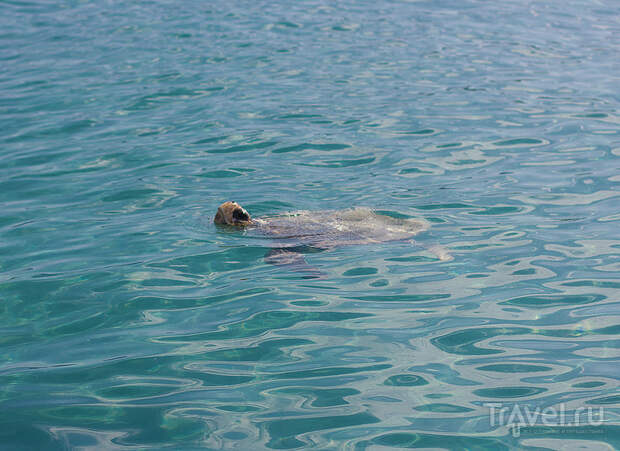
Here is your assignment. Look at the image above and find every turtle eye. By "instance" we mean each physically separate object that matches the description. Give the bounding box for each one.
[232,209,249,221]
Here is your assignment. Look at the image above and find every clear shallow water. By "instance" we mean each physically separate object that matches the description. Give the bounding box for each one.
[1,0,619,449]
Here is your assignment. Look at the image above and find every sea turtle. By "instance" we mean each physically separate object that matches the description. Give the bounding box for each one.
[214,201,449,276]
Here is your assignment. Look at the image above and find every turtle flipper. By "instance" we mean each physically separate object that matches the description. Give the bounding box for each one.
[264,248,325,279]
[427,244,452,261]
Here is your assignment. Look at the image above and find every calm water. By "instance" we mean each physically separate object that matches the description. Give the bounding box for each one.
[1,0,619,449]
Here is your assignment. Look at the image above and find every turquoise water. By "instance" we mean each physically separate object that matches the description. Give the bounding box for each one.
[1,0,619,449]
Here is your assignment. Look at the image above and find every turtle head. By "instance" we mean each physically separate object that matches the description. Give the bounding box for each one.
[214,201,253,226]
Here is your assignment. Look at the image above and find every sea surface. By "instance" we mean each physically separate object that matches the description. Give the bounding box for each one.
[1,0,619,449]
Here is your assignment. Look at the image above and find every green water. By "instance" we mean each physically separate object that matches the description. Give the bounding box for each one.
[1,0,619,449]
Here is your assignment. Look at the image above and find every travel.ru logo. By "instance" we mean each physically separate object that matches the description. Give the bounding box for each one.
[485,403,605,437]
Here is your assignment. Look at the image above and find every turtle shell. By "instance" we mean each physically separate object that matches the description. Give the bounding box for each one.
[253,207,429,249]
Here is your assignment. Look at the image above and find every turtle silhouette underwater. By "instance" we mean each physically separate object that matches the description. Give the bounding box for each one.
[214,201,450,277]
